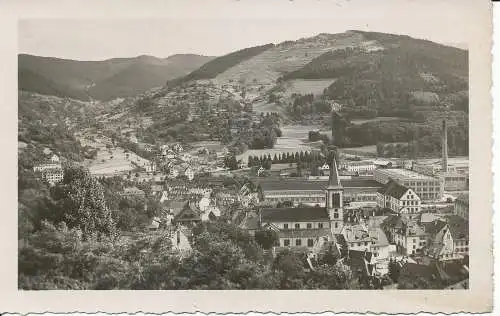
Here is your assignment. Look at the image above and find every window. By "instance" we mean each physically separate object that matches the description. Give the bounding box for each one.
[283,239,290,246]
[335,222,339,229]
[318,223,323,229]
[307,239,314,247]
[364,242,369,246]
[283,224,288,229]
[296,239,302,246]
[307,223,312,229]
[358,242,361,247]
[295,223,300,229]
[334,213,339,219]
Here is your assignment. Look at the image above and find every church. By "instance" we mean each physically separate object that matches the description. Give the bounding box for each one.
[257,156,345,249]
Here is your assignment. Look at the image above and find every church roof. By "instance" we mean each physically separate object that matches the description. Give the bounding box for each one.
[261,207,329,222]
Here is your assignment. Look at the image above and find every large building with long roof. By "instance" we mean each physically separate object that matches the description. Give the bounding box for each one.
[256,177,382,207]
[374,168,442,201]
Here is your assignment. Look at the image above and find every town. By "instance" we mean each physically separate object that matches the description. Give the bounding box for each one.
[26,111,469,289]
[18,29,470,290]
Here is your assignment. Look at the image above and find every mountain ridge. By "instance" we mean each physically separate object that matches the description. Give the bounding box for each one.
[18,53,215,101]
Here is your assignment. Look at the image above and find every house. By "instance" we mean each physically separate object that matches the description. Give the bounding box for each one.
[377,180,421,219]
[42,167,64,185]
[423,216,468,261]
[184,167,195,181]
[148,217,162,230]
[50,154,60,163]
[158,190,169,203]
[257,166,266,176]
[174,144,184,152]
[318,162,330,172]
[381,216,428,256]
[169,167,180,179]
[341,224,392,263]
[169,227,192,254]
[173,201,202,227]
[121,187,146,198]
[397,259,469,289]
[259,207,333,249]
[150,184,163,193]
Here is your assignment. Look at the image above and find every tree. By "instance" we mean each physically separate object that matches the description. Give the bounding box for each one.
[224,154,238,170]
[273,249,305,289]
[52,166,116,240]
[254,230,279,250]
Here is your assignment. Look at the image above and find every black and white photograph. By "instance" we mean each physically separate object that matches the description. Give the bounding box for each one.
[3,0,493,313]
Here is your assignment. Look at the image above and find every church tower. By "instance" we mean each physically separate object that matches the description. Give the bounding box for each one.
[326,153,344,234]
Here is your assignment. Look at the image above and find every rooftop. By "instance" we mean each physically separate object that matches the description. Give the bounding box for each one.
[376,168,438,181]
[258,178,382,192]
[378,180,411,199]
[261,207,329,222]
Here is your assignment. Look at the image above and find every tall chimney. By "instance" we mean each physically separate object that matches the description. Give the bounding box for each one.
[442,120,448,173]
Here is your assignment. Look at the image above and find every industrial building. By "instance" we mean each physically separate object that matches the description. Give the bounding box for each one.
[373,168,442,201]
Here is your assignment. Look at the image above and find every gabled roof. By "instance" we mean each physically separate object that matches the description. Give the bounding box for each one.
[378,180,410,199]
[422,219,447,236]
[261,207,329,222]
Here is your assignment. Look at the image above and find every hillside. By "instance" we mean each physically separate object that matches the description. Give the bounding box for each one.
[18,54,214,101]
[175,43,275,83]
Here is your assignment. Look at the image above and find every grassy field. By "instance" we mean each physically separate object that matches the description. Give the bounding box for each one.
[237,125,316,164]
[80,135,151,175]
[282,79,337,97]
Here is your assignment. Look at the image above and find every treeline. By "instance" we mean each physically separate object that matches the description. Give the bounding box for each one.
[247,150,322,168]
[327,108,469,157]
[287,94,332,118]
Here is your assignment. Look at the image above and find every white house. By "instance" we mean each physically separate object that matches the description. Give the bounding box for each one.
[159,191,169,203]
[169,167,180,179]
[318,163,330,172]
[50,154,60,163]
[377,180,421,219]
[424,216,469,261]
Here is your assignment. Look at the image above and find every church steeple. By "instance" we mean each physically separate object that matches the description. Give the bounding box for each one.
[326,150,344,233]
[328,156,341,188]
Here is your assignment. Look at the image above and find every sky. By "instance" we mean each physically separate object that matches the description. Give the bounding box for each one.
[17,0,471,61]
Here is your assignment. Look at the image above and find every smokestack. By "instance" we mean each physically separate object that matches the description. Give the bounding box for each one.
[442,119,448,173]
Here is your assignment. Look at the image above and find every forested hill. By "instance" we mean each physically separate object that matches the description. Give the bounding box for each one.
[18,54,214,101]
[283,30,468,118]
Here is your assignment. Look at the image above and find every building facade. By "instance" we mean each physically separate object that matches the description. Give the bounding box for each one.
[377,180,421,219]
[374,168,442,201]
[454,193,469,220]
